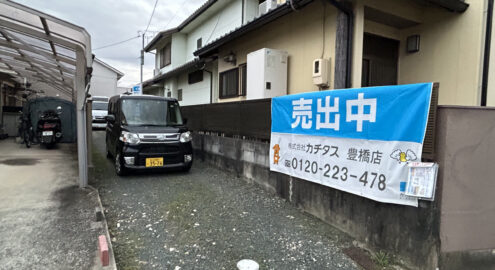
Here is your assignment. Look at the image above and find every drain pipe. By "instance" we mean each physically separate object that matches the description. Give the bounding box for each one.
[481,0,494,106]
[324,0,354,88]
[198,60,214,104]
[204,69,213,104]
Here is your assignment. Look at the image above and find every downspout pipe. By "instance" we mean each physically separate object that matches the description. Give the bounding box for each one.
[197,58,216,104]
[204,69,213,104]
[481,0,494,106]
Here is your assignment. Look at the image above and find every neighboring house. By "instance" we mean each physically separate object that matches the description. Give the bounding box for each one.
[142,0,271,105]
[193,0,495,107]
[89,58,124,98]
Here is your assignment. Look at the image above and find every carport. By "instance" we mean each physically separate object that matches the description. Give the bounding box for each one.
[0,0,92,187]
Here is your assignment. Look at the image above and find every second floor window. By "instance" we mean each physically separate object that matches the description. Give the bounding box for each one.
[197,38,202,49]
[188,70,203,84]
[160,43,171,68]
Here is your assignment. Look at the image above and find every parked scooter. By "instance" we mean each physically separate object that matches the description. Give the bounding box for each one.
[36,106,62,148]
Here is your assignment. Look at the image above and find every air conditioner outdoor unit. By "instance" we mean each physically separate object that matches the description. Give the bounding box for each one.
[247,48,288,100]
[312,58,331,87]
[258,0,277,16]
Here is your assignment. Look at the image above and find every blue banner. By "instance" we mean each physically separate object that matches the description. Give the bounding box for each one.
[271,83,433,143]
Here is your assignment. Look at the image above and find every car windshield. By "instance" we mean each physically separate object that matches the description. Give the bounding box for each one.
[93,102,108,111]
[121,98,183,126]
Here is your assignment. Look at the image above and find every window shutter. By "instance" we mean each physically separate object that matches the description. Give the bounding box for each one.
[421,82,439,161]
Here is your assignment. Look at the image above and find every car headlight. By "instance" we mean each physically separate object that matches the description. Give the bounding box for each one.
[179,131,192,143]
[119,131,140,145]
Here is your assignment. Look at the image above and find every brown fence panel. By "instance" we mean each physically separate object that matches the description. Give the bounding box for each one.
[181,104,204,131]
[182,85,438,158]
[205,102,240,135]
[239,99,271,140]
[181,98,272,140]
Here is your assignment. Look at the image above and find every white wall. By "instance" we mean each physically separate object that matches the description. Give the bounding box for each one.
[244,0,259,23]
[172,33,187,69]
[162,78,178,98]
[89,60,120,98]
[184,1,242,62]
[151,0,257,106]
[176,70,211,106]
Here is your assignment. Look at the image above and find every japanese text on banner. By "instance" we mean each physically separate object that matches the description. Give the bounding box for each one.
[270,83,434,206]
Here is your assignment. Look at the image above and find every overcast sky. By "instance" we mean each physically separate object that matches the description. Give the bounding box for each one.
[13,0,207,87]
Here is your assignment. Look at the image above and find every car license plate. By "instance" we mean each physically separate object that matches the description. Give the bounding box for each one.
[42,131,53,136]
[146,157,163,167]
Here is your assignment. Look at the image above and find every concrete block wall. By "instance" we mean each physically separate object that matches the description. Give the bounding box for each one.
[192,133,441,269]
[434,106,495,270]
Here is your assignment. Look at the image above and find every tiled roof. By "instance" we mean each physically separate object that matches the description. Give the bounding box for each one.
[142,58,201,87]
[194,0,314,57]
[144,0,218,52]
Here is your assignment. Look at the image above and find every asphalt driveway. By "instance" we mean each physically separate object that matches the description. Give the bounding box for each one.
[91,130,360,270]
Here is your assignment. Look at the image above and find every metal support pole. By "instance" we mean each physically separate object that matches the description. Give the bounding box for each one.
[0,82,3,127]
[75,49,88,188]
[86,100,93,168]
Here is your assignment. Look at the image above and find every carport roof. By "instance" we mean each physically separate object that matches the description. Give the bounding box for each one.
[0,0,92,99]
[0,0,93,188]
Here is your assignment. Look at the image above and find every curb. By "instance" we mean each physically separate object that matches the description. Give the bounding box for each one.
[88,186,117,270]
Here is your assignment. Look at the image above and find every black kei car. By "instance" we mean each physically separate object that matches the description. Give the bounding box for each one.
[105,94,193,176]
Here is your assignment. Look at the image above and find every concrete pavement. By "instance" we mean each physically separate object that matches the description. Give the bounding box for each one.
[0,138,114,270]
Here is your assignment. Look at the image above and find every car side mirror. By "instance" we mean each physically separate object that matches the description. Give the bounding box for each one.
[105,115,115,123]
[183,118,188,125]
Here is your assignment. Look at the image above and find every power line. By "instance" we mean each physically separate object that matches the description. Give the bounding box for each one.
[162,0,188,30]
[144,0,159,34]
[93,35,141,50]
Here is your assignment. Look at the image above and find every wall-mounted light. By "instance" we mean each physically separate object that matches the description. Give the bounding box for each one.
[223,52,236,66]
[407,35,420,53]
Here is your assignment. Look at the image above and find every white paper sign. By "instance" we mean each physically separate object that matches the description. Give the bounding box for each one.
[405,162,438,200]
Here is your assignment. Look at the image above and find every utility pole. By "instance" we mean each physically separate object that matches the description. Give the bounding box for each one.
[140,31,144,85]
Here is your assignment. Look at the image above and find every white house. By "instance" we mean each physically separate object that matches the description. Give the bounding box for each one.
[89,58,124,98]
[142,0,262,106]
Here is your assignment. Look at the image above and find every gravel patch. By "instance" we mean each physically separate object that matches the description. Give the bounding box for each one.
[91,131,360,270]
